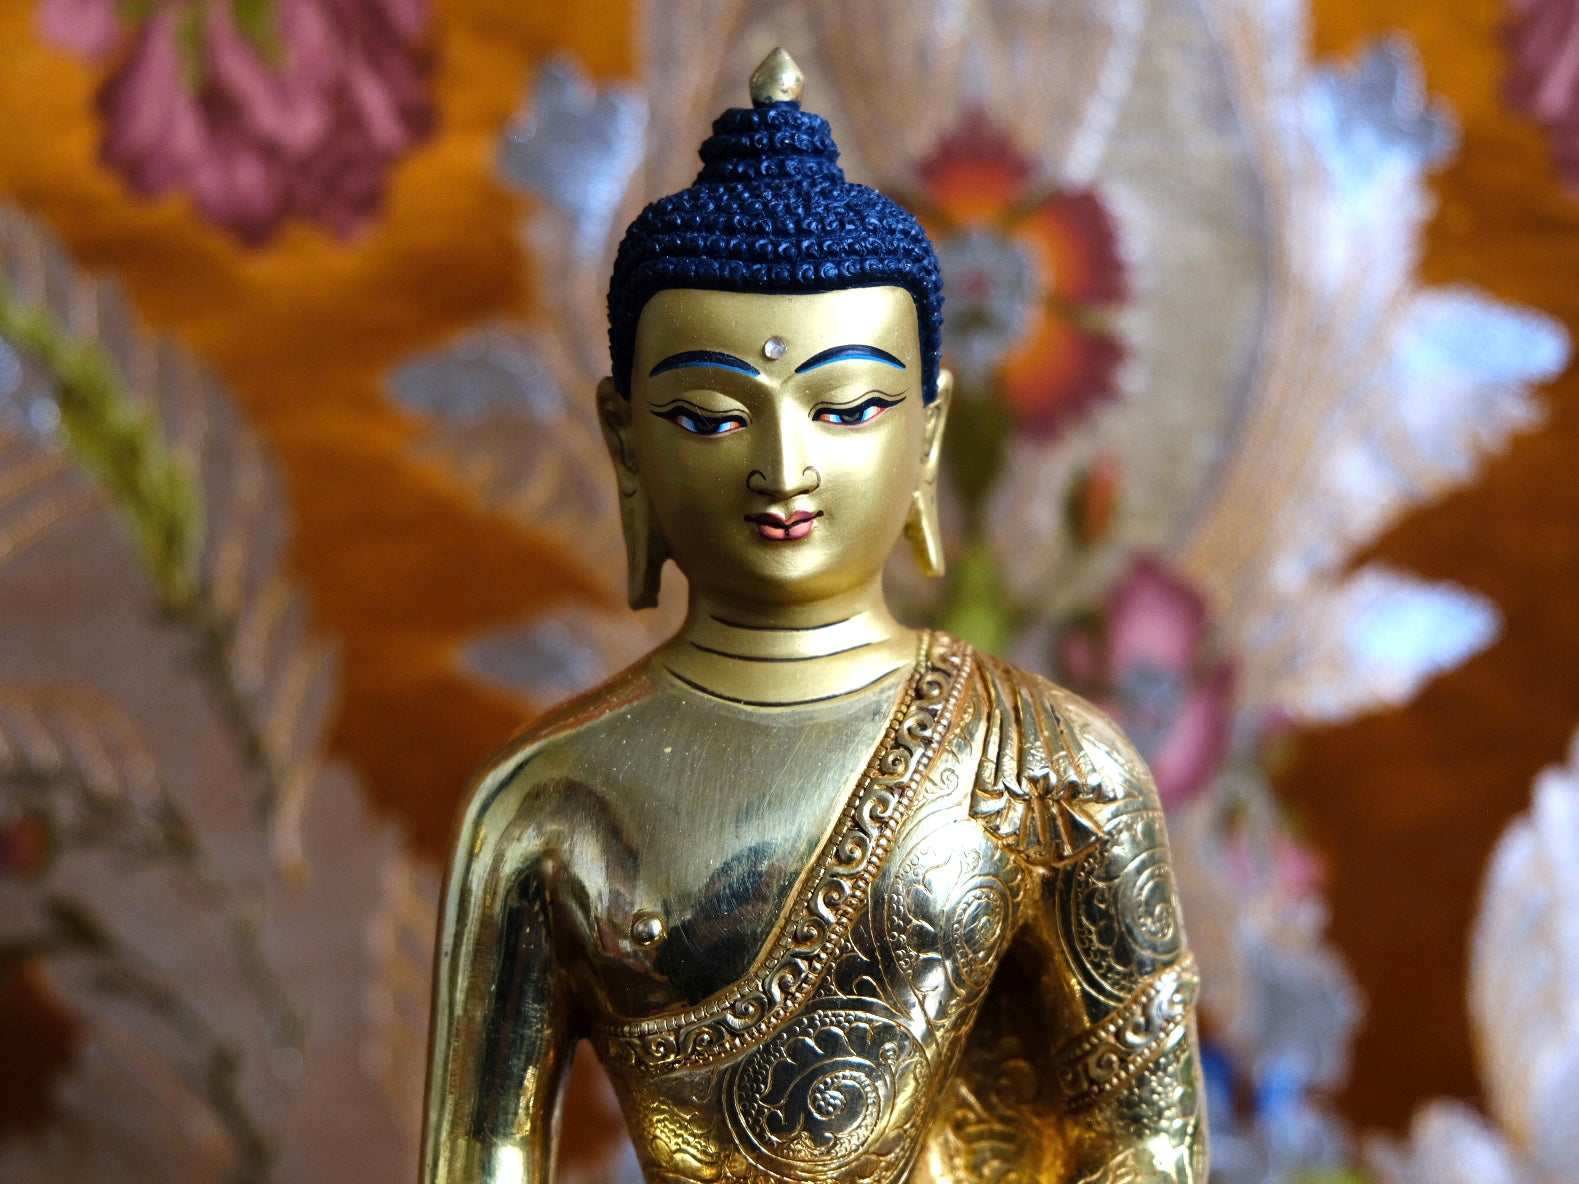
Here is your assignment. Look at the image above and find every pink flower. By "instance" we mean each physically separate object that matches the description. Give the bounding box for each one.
[1058,557,1233,806]
[41,0,435,246]
[1505,0,1579,196]
[1223,826,1327,910]
[1272,835,1327,900]
[37,0,121,58]
[97,10,210,197]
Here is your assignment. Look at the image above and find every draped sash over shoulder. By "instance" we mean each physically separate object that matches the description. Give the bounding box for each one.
[590,634,1202,1184]
[597,630,974,1074]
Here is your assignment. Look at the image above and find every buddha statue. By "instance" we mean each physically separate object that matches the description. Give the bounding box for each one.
[422,49,1205,1184]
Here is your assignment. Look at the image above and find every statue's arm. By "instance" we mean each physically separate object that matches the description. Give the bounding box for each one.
[1020,690,1208,1183]
[420,754,577,1184]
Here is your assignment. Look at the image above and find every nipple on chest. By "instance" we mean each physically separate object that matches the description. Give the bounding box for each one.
[630,910,667,948]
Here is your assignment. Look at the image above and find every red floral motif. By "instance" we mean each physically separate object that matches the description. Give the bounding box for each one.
[1065,455,1122,546]
[0,812,52,878]
[38,0,436,246]
[1504,0,1579,196]
[912,116,1127,439]
[1057,557,1232,807]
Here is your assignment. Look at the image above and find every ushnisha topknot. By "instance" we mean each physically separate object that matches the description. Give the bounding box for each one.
[606,48,945,402]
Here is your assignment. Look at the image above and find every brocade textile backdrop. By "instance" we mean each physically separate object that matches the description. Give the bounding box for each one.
[1,0,1578,1182]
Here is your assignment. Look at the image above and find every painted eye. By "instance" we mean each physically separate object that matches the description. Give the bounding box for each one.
[813,395,903,426]
[653,407,747,435]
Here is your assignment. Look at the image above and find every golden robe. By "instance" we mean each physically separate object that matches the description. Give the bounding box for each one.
[424,632,1205,1183]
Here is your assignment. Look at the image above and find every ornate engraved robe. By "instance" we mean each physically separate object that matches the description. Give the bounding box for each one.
[423,632,1205,1183]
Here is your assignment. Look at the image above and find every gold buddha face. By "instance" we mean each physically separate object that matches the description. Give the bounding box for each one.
[598,286,952,609]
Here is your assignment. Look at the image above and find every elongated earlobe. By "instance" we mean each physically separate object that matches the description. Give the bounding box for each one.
[618,489,669,609]
[906,369,952,578]
[904,485,945,578]
[597,378,670,608]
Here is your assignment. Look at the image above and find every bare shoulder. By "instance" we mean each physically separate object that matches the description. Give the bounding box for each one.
[445,660,658,864]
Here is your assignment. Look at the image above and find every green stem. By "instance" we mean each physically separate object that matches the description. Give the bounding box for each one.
[0,272,200,608]
[0,272,293,831]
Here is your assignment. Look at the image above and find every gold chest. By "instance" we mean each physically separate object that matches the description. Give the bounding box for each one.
[595,635,1019,1183]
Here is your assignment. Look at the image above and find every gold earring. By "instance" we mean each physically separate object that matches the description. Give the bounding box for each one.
[904,482,945,578]
[618,481,669,609]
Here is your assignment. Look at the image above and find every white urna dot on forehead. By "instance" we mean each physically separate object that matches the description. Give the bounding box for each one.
[763,336,787,360]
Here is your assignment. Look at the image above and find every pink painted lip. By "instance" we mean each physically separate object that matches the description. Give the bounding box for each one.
[746,510,823,541]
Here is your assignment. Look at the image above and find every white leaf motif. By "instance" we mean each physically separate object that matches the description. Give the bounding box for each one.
[1260,565,1500,723]
[1471,729,1579,1184]
[1365,1099,1537,1184]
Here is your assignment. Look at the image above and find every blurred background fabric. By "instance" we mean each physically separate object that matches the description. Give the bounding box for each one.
[1,1,1578,1182]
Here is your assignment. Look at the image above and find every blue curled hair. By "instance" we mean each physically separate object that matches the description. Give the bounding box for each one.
[607,99,945,402]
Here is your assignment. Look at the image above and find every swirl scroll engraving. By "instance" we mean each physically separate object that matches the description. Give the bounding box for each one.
[1050,953,1199,1112]
[876,830,1026,1024]
[933,1037,1041,1184]
[600,632,973,1073]
[725,1003,929,1180]
[1058,805,1186,1003]
[592,639,1203,1184]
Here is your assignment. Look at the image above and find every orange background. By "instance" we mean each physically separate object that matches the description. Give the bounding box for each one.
[0,0,1576,1139]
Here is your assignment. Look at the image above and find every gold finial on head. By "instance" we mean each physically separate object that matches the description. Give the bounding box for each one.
[750,47,804,105]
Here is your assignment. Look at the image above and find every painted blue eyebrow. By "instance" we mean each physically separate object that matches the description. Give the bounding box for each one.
[794,344,907,373]
[648,350,761,378]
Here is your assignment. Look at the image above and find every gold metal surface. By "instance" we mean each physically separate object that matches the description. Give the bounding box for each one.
[422,634,1205,1182]
[749,48,805,106]
[422,62,1204,1184]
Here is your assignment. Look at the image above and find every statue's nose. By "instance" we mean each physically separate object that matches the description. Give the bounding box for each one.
[746,416,821,499]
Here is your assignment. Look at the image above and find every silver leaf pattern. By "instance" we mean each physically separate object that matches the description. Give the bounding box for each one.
[0,207,435,1184]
